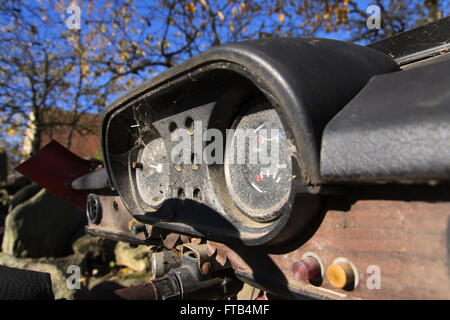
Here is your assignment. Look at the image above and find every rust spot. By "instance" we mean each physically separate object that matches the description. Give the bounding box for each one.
[201,262,212,275]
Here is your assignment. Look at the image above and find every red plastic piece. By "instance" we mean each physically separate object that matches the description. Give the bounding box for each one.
[15,140,99,209]
[292,256,321,281]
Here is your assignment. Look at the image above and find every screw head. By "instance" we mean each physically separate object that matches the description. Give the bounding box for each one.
[131,161,143,169]
[131,223,147,234]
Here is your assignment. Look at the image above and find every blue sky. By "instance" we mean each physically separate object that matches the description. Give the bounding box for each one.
[1,0,448,160]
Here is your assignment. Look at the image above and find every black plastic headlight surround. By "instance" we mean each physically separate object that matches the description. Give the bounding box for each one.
[101,37,398,246]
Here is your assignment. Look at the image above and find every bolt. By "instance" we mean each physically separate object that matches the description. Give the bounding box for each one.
[131,161,143,169]
[131,223,147,234]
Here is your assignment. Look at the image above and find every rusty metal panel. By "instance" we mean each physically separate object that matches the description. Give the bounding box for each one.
[207,188,450,299]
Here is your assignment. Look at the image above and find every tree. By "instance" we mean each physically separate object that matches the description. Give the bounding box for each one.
[0,0,448,170]
[0,1,106,160]
[291,0,448,43]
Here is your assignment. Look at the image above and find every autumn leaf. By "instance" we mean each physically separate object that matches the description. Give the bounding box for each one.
[217,10,224,20]
[232,6,237,17]
[229,22,235,32]
[117,65,125,74]
[119,50,130,61]
[185,2,196,14]
[7,128,16,136]
[278,12,285,23]
[240,2,246,13]
[81,64,90,75]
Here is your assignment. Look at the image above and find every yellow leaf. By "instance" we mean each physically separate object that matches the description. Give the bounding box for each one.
[278,12,285,23]
[229,22,235,32]
[240,2,246,13]
[81,64,90,75]
[185,2,196,14]
[7,129,15,136]
[217,10,224,20]
[119,51,129,61]
[198,0,207,8]
[232,6,237,17]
